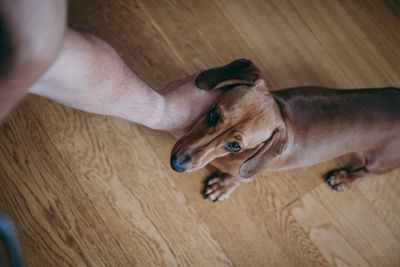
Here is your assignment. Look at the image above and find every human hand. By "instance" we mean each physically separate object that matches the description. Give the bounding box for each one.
[159,75,223,138]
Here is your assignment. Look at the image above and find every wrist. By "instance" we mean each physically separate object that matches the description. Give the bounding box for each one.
[143,91,167,130]
[153,93,183,133]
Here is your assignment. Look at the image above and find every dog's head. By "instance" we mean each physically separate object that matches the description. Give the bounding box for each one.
[170,59,287,178]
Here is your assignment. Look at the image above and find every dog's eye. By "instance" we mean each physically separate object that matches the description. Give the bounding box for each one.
[226,142,241,152]
[207,107,219,127]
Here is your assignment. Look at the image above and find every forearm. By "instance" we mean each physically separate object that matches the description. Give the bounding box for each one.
[29,28,166,130]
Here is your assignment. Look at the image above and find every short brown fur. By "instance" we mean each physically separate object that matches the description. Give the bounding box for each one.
[171,59,400,202]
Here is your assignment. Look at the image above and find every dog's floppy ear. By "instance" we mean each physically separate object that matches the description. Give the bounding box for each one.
[239,127,287,178]
[195,58,260,90]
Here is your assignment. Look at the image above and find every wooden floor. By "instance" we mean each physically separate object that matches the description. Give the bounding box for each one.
[1,0,400,266]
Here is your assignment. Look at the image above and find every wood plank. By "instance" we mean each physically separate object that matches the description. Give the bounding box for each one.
[289,184,400,266]
[0,103,133,266]
[217,0,400,89]
[358,170,400,241]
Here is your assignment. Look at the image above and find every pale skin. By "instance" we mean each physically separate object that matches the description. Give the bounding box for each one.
[0,0,221,137]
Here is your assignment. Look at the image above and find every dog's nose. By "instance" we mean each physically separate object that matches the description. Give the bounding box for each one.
[170,154,190,172]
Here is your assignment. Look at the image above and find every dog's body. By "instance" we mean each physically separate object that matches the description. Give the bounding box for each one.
[171,59,400,202]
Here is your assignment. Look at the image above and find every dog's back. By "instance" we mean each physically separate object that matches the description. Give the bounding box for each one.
[271,87,400,168]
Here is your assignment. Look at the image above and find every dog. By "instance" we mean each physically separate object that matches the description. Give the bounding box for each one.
[170,59,400,202]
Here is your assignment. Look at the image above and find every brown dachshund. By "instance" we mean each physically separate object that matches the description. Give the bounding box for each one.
[170,59,400,202]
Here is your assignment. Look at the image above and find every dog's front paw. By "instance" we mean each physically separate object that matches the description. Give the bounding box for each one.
[324,169,354,191]
[202,173,240,202]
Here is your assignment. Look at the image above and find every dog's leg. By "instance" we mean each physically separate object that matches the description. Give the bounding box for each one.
[325,142,400,191]
[202,172,251,202]
[324,167,370,191]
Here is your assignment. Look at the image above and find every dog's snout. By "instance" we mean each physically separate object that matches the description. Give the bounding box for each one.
[170,154,191,172]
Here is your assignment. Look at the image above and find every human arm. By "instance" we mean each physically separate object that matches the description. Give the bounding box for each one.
[28,28,221,137]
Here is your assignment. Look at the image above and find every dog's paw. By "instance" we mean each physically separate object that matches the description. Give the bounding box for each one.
[202,173,240,202]
[324,170,354,191]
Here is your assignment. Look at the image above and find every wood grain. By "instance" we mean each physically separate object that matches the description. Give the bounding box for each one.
[289,183,400,266]
[1,0,400,266]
